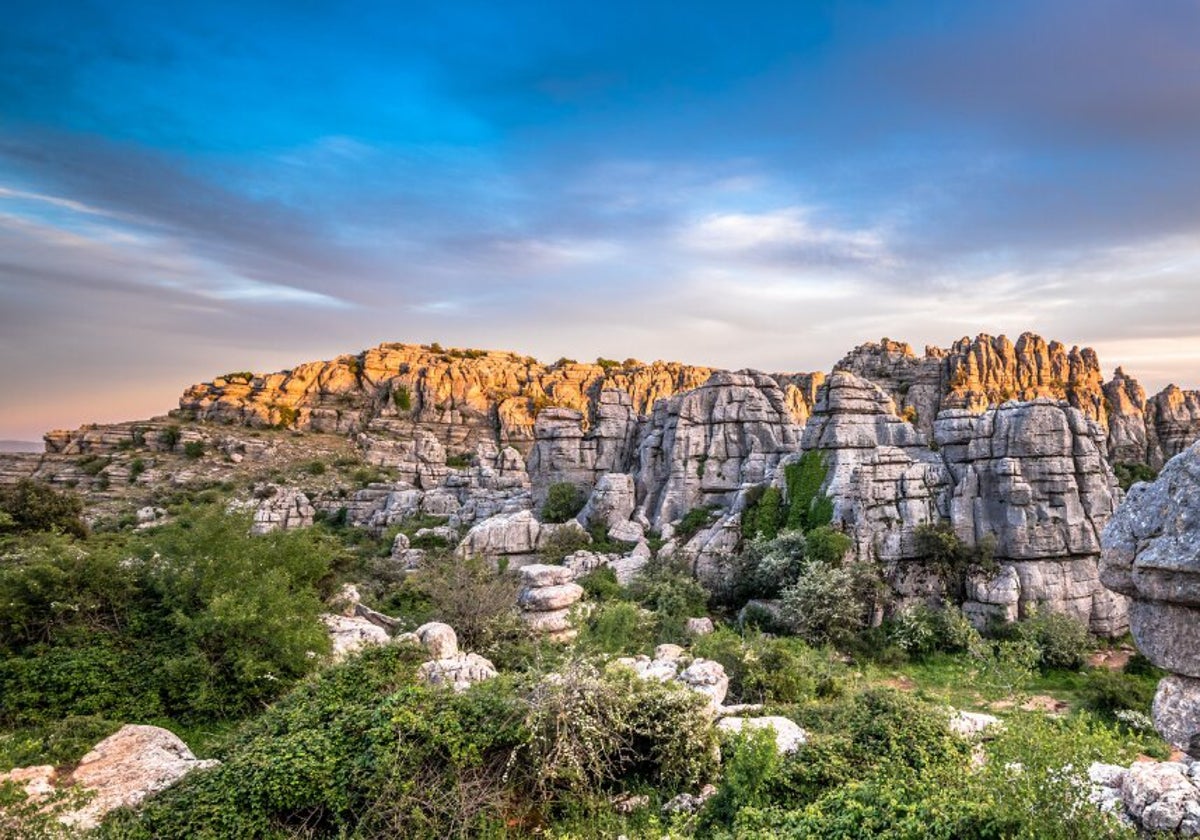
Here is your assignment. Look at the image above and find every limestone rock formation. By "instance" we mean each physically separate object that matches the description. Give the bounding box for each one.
[802,374,1125,633]
[249,486,315,534]
[322,614,391,659]
[636,371,803,529]
[835,333,1108,436]
[178,343,715,453]
[62,725,218,830]
[457,510,586,562]
[417,652,499,692]
[936,400,1127,634]
[1101,441,1200,748]
[577,471,638,531]
[517,564,583,638]
[716,716,808,753]
[800,371,948,565]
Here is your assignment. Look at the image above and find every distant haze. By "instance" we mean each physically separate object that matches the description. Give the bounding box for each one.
[2,1,1198,439]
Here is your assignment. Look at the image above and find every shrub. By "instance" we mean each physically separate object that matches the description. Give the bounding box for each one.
[1015,610,1093,671]
[595,357,621,370]
[1113,461,1158,491]
[0,480,87,538]
[889,604,981,659]
[914,522,996,598]
[272,404,298,429]
[538,527,592,564]
[525,663,717,798]
[577,566,623,602]
[1081,668,1157,716]
[392,385,412,412]
[128,458,146,484]
[408,551,522,652]
[674,505,718,544]
[540,482,587,524]
[626,559,709,644]
[779,557,875,647]
[75,454,111,476]
[158,425,182,449]
[783,451,833,532]
[577,602,652,655]
[445,453,472,469]
[692,628,843,705]
[741,485,785,540]
[182,441,205,459]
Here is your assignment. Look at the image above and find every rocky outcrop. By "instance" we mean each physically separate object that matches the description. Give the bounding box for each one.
[616,646,730,713]
[322,613,392,659]
[1101,441,1200,748]
[1089,759,1200,835]
[177,343,715,452]
[936,400,1127,634]
[62,725,218,830]
[800,372,948,566]
[250,486,315,534]
[412,622,498,692]
[517,564,583,638]
[802,374,1125,633]
[636,371,803,529]
[835,333,1108,437]
[456,510,586,562]
[1102,371,1200,470]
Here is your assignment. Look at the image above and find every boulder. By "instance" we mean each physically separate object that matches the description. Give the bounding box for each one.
[62,725,218,829]
[519,582,584,612]
[578,472,637,530]
[417,652,498,692]
[321,614,390,659]
[250,486,315,535]
[414,622,459,659]
[518,563,575,588]
[717,716,808,753]
[678,659,729,709]
[686,617,715,636]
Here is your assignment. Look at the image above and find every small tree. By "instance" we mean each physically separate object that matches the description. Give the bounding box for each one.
[0,479,87,538]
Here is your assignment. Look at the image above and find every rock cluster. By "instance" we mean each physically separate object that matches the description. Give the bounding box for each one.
[616,644,730,713]
[800,372,1127,633]
[517,564,584,638]
[1101,441,1200,748]
[1090,759,1200,835]
[249,485,315,534]
[456,509,587,562]
[413,622,499,691]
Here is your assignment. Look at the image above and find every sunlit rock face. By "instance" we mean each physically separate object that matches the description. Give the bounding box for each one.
[1101,441,1200,749]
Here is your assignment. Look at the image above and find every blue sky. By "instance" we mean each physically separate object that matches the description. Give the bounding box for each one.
[2,0,1199,439]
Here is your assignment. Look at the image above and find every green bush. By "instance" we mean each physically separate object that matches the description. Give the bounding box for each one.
[1113,460,1158,491]
[741,485,785,540]
[692,628,844,705]
[577,566,623,602]
[1014,610,1093,671]
[408,551,522,652]
[128,458,146,483]
[182,441,205,459]
[392,385,412,412]
[302,459,326,476]
[0,480,87,539]
[445,453,472,469]
[783,451,833,532]
[674,505,718,543]
[158,425,182,449]
[1081,668,1158,716]
[889,604,981,659]
[577,601,653,655]
[626,559,709,644]
[0,508,333,725]
[538,526,592,564]
[913,522,996,598]
[779,556,874,647]
[540,482,587,524]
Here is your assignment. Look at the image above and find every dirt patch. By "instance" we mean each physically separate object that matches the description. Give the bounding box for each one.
[1088,648,1134,671]
[989,694,1069,713]
[881,675,917,691]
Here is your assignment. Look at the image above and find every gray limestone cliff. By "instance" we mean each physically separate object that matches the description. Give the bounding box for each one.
[1101,441,1200,749]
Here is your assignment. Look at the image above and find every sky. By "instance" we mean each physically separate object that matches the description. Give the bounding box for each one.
[2,0,1200,440]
